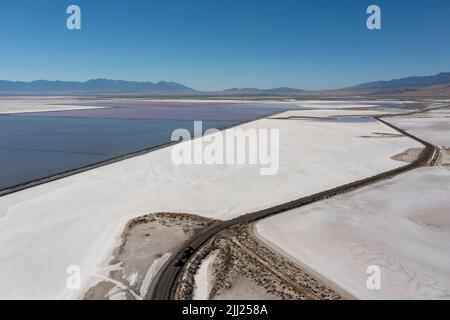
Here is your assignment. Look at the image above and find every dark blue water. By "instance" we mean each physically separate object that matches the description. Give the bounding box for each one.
[0,116,236,190]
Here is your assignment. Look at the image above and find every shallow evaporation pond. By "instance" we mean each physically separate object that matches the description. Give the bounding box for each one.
[0,116,236,191]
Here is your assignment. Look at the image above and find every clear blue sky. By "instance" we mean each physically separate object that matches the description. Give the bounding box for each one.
[0,0,449,90]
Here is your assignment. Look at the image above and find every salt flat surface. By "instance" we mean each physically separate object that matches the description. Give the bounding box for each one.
[139,252,172,299]
[298,103,379,109]
[0,116,421,299]
[270,109,407,119]
[255,167,450,300]
[292,100,418,109]
[388,117,450,147]
[0,98,102,114]
[426,108,450,117]
[295,100,418,104]
[193,251,218,300]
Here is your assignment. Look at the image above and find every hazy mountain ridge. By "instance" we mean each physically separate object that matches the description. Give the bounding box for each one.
[0,72,449,96]
[0,79,196,94]
[350,72,450,90]
[221,87,306,95]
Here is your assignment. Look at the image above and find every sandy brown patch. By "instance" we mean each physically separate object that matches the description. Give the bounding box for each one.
[409,207,450,231]
[391,147,425,163]
[84,213,216,300]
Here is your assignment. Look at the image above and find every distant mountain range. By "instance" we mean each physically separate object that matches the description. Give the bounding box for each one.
[0,79,196,95]
[349,72,450,90]
[0,72,449,96]
[220,87,306,96]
